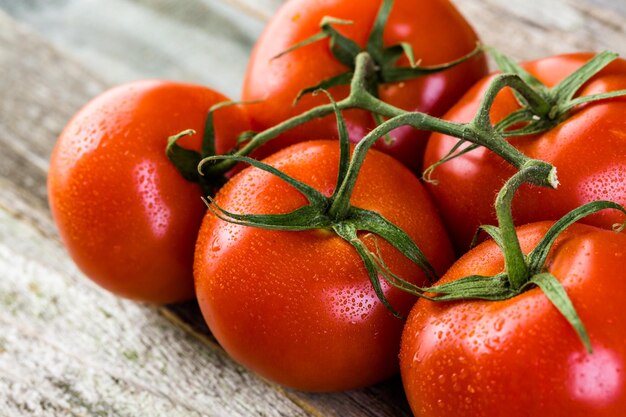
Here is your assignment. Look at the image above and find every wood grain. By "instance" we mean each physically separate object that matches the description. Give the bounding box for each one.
[0,0,264,97]
[0,207,316,417]
[1,0,625,415]
[455,0,626,61]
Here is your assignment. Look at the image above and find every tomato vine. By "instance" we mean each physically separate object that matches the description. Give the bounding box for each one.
[168,48,626,333]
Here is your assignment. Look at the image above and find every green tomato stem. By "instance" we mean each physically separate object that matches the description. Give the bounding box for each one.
[495,161,557,290]
[472,73,552,130]
[202,100,349,176]
[203,52,541,183]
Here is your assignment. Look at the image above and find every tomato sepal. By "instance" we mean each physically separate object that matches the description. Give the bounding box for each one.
[198,98,441,318]
[271,0,484,104]
[492,48,626,131]
[469,224,505,250]
[425,178,626,352]
[167,99,261,196]
[166,129,203,183]
[523,272,592,352]
[332,221,405,319]
[424,51,626,180]
[527,200,626,275]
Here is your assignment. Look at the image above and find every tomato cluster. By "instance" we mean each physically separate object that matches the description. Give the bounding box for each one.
[48,0,626,414]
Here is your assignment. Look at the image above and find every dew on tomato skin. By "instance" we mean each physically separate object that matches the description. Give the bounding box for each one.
[493,317,505,332]
[133,160,171,238]
[578,167,626,207]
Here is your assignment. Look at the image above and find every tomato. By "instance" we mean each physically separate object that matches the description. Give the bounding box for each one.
[400,221,626,416]
[242,0,487,170]
[194,140,454,391]
[424,53,626,252]
[48,80,249,303]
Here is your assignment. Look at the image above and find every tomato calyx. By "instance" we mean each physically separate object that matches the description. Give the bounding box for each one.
[166,102,239,196]
[492,48,626,134]
[387,165,626,352]
[423,51,626,179]
[272,0,483,105]
[199,98,437,318]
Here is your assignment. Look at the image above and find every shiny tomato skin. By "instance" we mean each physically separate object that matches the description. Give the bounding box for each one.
[194,140,454,391]
[400,222,626,417]
[48,80,249,303]
[242,0,487,170]
[424,53,626,252]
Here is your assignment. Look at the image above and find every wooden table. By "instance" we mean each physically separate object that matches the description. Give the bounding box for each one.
[0,0,624,415]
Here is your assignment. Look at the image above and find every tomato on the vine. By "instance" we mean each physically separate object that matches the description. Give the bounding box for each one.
[48,80,249,303]
[424,53,626,252]
[242,0,487,170]
[194,140,454,391]
[400,221,626,417]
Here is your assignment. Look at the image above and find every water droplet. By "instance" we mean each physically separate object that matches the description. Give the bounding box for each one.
[494,317,505,332]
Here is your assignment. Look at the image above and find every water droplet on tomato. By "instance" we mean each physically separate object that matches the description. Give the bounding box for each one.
[493,317,505,332]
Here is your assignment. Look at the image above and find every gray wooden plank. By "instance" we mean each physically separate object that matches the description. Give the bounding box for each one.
[572,0,626,17]
[216,0,278,21]
[0,0,264,98]
[0,206,313,417]
[0,11,103,236]
[454,0,626,60]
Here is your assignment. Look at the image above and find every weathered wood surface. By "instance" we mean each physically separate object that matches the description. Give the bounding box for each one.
[0,0,625,416]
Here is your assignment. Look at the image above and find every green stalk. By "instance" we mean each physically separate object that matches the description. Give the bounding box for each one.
[202,100,350,176]
[186,48,626,349]
[327,113,545,221]
[494,161,557,289]
[203,53,540,180]
[471,73,551,130]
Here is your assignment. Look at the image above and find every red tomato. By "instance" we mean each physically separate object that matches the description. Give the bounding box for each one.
[424,53,626,252]
[242,0,487,170]
[194,140,454,391]
[400,221,626,417]
[48,80,249,303]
